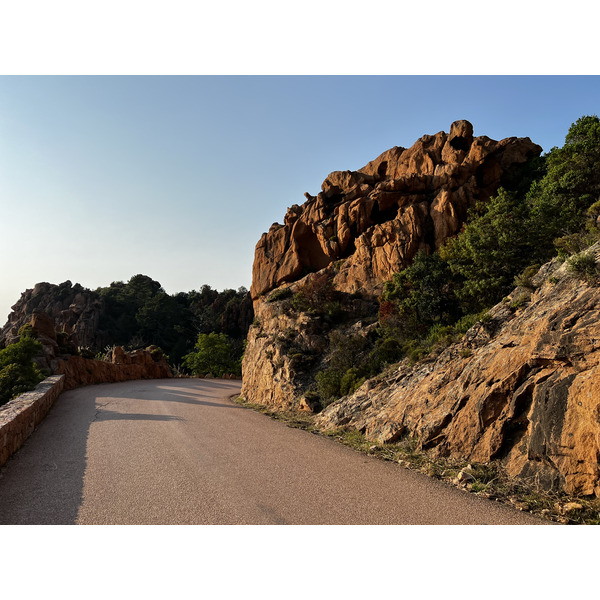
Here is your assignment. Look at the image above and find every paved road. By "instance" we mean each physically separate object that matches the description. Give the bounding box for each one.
[0,379,545,524]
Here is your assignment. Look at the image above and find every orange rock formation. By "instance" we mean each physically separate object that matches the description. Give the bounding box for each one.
[250,120,541,300]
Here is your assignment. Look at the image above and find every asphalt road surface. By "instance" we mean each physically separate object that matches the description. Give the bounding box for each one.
[0,379,545,525]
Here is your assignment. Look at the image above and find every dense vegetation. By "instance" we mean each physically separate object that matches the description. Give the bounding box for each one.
[310,115,600,404]
[96,275,252,368]
[0,329,45,407]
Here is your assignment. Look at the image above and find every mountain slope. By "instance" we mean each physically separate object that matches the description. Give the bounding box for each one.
[317,249,600,497]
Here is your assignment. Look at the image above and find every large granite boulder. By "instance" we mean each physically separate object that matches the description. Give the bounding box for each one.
[250,120,541,300]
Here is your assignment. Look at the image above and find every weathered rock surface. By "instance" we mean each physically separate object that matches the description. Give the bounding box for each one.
[316,248,600,498]
[243,121,541,412]
[250,120,541,300]
[242,274,379,409]
[242,286,331,409]
[0,281,106,351]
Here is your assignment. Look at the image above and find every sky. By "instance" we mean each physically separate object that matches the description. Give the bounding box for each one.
[2,75,600,323]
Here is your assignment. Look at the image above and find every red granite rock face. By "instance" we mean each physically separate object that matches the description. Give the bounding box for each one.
[250,120,541,300]
[317,251,600,498]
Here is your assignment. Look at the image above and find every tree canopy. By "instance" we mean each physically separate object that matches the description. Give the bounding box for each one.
[96,276,252,365]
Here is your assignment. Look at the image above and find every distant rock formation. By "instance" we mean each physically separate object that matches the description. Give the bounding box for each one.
[0,281,106,351]
[0,278,254,365]
[250,120,541,300]
[316,249,600,498]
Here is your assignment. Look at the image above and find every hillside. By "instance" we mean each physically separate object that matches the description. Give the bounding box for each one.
[241,116,600,499]
[242,120,541,408]
[318,249,600,497]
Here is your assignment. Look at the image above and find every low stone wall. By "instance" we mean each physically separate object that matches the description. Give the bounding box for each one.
[0,375,65,468]
[0,346,173,470]
[54,352,172,391]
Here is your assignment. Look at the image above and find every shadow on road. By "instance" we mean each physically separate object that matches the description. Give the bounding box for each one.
[147,390,243,409]
[94,409,185,422]
[0,378,240,524]
[0,386,96,525]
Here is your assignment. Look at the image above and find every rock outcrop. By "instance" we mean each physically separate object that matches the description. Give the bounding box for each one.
[250,120,541,300]
[0,281,106,351]
[243,121,542,407]
[317,250,600,498]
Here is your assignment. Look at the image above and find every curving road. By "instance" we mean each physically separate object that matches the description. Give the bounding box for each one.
[0,379,545,525]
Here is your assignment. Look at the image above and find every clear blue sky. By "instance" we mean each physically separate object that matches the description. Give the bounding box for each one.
[1,75,600,323]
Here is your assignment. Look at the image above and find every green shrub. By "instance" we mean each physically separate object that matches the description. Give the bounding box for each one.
[440,189,534,313]
[0,337,45,406]
[555,231,599,259]
[401,339,429,364]
[17,323,37,339]
[567,250,598,279]
[315,369,343,404]
[528,115,600,260]
[368,337,403,371]
[382,250,460,334]
[183,332,241,377]
[291,272,337,313]
[266,287,293,303]
[454,311,487,332]
[510,291,531,310]
[513,264,540,289]
[340,368,365,396]
[0,337,43,370]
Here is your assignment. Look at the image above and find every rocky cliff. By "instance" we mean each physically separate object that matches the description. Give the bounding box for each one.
[250,120,541,300]
[316,250,600,498]
[0,281,106,351]
[1,277,254,368]
[242,121,542,408]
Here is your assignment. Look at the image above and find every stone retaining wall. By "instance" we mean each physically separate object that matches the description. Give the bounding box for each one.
[55,352,172,391]
[0,346,173,469]
[0,375,65,468]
